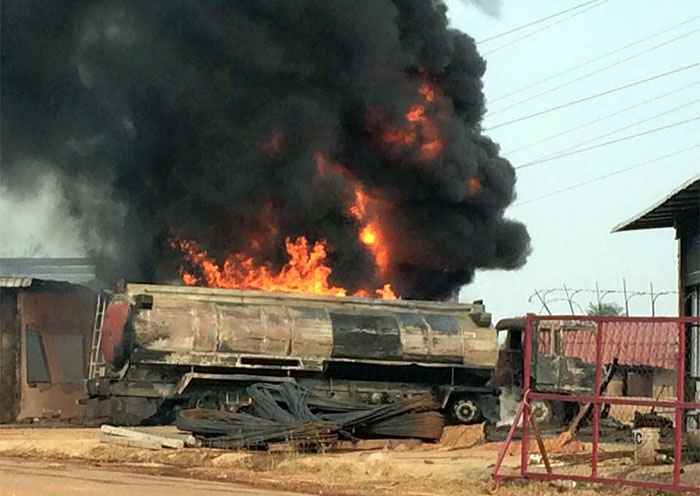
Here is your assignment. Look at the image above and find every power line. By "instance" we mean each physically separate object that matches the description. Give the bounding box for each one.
[503,80,700,155]
[490,14,700,103]
[477,0,601,44]
[511,143,700,207]
[484,61,700,130]
[534,97,700,159]
[483,1,609,56]
[489,25,700,115]
[515,116,700,170]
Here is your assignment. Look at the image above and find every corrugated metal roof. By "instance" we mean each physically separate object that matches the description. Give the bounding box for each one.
[538,321,678,369]
[0,276,33,288]
[612,175,700,232]
[0,258,96,285]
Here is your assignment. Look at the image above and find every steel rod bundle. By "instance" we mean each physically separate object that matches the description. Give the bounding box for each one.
[176,383,444,449]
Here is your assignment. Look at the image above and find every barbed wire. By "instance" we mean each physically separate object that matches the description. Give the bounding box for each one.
[529,280,683,316]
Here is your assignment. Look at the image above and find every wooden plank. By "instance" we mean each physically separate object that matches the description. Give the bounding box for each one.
[129,427,199,447]
[100,425,185,449]
[99,432,164,450]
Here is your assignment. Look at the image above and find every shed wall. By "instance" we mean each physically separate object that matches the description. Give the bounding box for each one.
[18,290,96,420]
[0,290,20,423]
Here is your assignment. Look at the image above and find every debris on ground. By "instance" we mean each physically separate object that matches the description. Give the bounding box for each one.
[481,430,585,457]
[100,425,198,450]
[175,382,444,450]
[436,424,485,450]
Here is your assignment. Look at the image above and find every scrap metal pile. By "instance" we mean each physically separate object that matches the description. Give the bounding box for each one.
[176,383,444,449]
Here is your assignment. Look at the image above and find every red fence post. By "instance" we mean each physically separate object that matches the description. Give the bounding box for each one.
[592,320,604,477]
[521,314,534,477]
[674,321,686,486]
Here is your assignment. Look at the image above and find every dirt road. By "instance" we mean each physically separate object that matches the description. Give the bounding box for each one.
[0,457,309,496]
[1,427,696,495]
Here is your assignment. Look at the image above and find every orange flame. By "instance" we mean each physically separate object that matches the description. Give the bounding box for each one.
[349,185,390,275]
[360,225,376,244]
[469,177,482,196]
[369,80,443,161]
[262,130,284,157]
[376,283,397,299]
[419,82,435,102]
[172,235,397,299]
[312,153,394,279]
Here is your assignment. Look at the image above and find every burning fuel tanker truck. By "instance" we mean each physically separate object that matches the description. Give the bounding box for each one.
[87,283,505,424]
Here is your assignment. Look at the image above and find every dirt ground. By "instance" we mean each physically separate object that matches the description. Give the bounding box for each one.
[0,457,306,496]
[0,426,697,495]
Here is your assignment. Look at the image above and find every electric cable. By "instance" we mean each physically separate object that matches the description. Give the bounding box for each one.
[503,80,700,155]
[489,26,700,115]
[490,14,700,103]
[484,61,700,131]
[535,98,700,160]
[477,0,601,44]
[515,116,700,170]
[483,1,610,56]
[511,143,700,207]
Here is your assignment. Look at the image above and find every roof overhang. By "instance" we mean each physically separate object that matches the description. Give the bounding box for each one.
[612,175,700,233]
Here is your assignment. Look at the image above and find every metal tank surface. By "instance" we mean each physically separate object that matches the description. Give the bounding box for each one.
[89,283,500,424]
[103,283,498,371]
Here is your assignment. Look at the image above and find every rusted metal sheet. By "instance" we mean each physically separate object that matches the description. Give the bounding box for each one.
[112,283,498,370]
[537,320,679,369]
[0,290,21,422]
[330,312,402,360]
[287,307,333,357]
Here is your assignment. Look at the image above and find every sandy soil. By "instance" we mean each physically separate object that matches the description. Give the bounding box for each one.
[0,426,697,495]
[0,457,307,496]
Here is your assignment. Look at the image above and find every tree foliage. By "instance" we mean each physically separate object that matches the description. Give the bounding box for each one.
[586,302,624,316]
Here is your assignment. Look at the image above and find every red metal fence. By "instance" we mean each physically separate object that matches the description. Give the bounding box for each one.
[493,314,700,492]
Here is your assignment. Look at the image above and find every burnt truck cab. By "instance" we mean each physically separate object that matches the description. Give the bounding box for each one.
[86,283,502,425]
[494,317,597,424]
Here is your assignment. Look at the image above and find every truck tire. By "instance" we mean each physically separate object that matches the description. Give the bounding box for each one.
[449,397,481,424]
[530,400,553,425]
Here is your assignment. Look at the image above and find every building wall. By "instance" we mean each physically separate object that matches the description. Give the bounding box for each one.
[0,290,20,423]
[678,216,700,410]
[604,368,676,424]
[17,289,96,420]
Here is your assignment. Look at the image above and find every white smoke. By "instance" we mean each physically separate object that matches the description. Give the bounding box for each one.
[0,167,87,257]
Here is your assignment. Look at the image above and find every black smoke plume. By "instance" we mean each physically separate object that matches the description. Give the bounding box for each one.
[1,0,530,300]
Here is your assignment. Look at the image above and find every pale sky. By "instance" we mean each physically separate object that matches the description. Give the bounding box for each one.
[452,0,699,318]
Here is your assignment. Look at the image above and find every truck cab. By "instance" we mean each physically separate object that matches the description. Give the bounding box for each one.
[494,317,596,424]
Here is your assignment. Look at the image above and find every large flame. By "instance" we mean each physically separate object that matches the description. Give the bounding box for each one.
[173,236,396,299]
[349,185,390,274]
[315,152,393,277]
[168,80,446,302]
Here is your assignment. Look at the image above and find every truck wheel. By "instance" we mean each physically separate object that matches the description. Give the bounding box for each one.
[530,400,553,425]
[451,398,480,424]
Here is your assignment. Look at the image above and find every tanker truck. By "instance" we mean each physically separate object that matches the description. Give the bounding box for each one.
[86,283,501,424]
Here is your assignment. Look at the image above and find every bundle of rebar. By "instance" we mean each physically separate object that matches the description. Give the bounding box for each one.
[176,408,338,449]
[354,411,445,440]
[176,382,444,449]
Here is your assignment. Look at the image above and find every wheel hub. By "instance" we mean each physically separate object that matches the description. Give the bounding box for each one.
[453,399,478,423]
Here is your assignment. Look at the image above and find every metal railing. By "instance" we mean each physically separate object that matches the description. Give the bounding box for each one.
[493,314,700,492]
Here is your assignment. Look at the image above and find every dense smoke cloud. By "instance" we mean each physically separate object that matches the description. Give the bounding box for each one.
[1,0,530,300]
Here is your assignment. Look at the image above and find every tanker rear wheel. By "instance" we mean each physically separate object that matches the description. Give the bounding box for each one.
[448,397,483,425]
[530,400,553,425]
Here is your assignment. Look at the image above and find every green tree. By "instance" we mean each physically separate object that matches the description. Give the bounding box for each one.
[586,302,623,316]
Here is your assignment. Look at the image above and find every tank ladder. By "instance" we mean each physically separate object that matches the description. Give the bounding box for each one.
[88,292,107,380]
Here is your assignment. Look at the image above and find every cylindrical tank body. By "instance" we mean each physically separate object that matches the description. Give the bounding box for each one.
[101,283,498,372]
